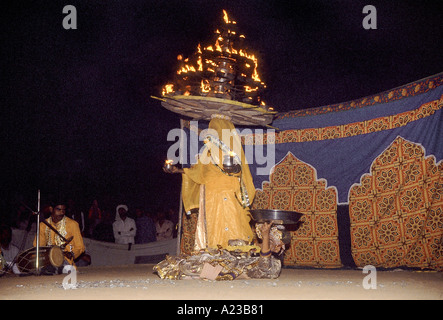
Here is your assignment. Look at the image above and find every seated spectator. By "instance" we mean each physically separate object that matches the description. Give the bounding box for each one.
[92,210,115,242]
[15,204,30,230]
[134,207,156,244]
[155,210,174,241]
[66,199,86,236]
[0,224,21,274]
[88,199,102,236]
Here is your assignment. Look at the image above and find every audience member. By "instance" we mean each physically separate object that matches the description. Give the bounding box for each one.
[15,204,30,230]
[88,199,102,236]
[167,208,179,238]
[134,207,156,244]
[155,210,174,241]
[14,203,38,232]
[113,204,136,246]
[0,224,20,274]
[66,199,86,236]
[92,210,115,242]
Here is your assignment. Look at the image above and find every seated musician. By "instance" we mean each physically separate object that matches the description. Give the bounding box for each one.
[33,199,85,274]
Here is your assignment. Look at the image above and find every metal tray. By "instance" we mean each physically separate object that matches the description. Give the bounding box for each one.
[250,209,303,225]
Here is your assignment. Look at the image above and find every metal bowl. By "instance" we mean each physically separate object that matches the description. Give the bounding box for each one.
[250,209,303,225]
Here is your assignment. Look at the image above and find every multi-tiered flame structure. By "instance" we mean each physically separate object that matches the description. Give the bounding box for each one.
[156,10,276,127]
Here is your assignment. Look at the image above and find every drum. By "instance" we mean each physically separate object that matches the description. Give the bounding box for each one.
[16,246,64,273]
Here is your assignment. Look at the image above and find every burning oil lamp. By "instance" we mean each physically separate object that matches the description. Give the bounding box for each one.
[164,159,174,172]
[223,151,241,174]
[153,10,277,128]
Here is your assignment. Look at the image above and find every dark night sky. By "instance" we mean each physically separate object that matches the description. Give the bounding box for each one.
[1,0,442,219]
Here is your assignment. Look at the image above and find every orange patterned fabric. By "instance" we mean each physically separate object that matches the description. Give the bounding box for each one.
[349,137,443,270]
[180,212,198,255]
[252,153,342,268]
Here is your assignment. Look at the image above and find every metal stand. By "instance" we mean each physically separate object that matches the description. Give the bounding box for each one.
[35,190,41,275]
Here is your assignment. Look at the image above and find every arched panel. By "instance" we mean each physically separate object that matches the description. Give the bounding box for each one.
[349,137,443,270]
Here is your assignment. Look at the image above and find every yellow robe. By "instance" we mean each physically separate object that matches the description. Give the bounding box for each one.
[182,118,256,249]
[33,216,85,265]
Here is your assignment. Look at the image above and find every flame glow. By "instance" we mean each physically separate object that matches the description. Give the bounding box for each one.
[160,9,269,109]
[162,84,174,96]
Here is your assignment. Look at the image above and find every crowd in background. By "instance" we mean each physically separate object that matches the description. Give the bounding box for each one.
[9,198,178,244]
[0,198,178,274]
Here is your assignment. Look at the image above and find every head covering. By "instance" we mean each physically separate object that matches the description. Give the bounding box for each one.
[115,204,128,221]
[182,118,256,212]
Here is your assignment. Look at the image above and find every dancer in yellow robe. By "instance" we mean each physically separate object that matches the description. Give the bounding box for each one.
[168,116,256,250]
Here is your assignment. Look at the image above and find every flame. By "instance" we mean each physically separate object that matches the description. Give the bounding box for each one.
[197,55,203,71]
[245,86,258,92]
[201,80,210,93]
[177,64,196,74]
[161,9,267,107]
[252,68,261,82]
[162,84,174,96]
[214,39,222,52]
[222,10,237,25]
[205,59,217,67]
[223,10,230,24]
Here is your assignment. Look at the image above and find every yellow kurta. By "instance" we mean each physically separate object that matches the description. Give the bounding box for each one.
[33,216,85,265]
[181,118,256,249]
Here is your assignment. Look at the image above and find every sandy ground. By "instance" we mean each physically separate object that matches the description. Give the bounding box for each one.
[0,264,442,300]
